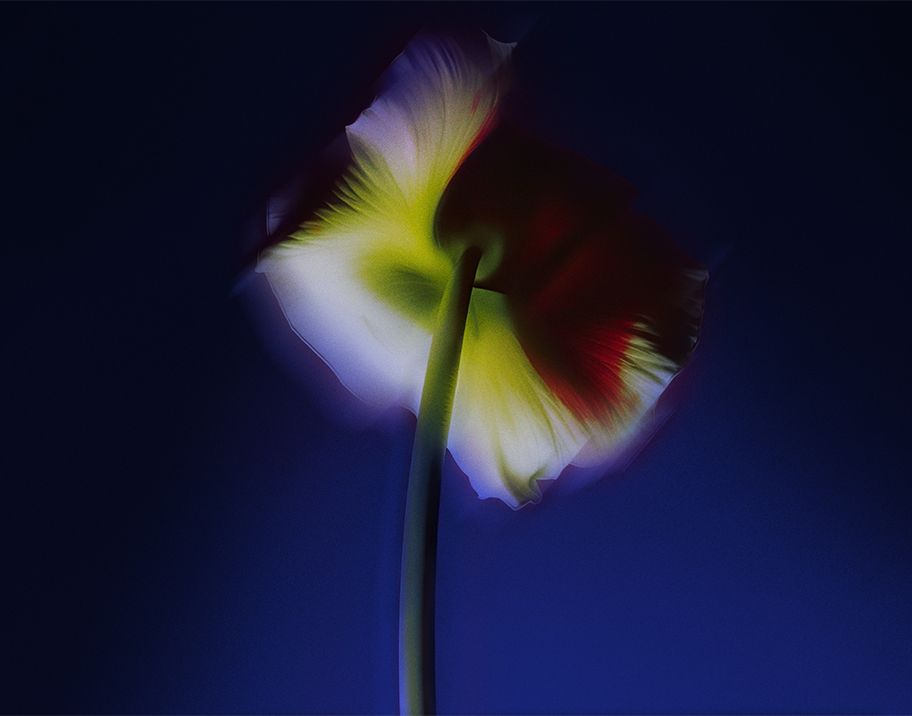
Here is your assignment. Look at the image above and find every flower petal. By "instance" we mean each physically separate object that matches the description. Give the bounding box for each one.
[446,286,687,508]
[448,288,591,507]
[344,30,514,239]
[257,31,514,412]
[437,123,707,503]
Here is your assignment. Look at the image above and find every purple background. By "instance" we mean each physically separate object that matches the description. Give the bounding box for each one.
[3,3,910,713]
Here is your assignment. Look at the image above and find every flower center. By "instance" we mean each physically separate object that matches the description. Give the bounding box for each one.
[358,249,449,331]
[435,222,504,286]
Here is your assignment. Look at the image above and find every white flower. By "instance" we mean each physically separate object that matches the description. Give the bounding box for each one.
[258,30,707,507]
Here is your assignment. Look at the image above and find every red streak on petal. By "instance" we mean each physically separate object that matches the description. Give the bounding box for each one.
[527,318,641,425]
[518,233,648,424]
[459,109,500,168]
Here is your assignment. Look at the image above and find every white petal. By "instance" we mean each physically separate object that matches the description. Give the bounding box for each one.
[257,32,513,414]
[448,289,591,508]
[345,32,514,230]
[258,230,441,411]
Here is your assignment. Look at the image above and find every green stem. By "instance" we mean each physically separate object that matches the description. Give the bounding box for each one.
[399,246,482,715]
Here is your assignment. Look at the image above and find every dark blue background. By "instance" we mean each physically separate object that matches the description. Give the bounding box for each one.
[3,3,910,713]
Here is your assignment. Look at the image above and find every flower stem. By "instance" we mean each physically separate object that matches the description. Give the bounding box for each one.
[399,246,482,715]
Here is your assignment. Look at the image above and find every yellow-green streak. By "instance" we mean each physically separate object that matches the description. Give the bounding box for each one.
[399,246,482,715]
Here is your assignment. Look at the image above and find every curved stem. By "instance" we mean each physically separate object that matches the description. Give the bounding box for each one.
[399,246,482,716]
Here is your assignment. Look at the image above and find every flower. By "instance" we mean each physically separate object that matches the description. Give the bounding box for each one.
[257,29,707,508]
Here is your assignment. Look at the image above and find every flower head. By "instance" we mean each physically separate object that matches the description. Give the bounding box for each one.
[258,29,707,508]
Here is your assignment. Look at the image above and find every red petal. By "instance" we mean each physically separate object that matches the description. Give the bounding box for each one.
[436,122,707,425]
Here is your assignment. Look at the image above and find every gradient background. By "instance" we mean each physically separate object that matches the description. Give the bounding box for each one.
[3,3,910,714]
